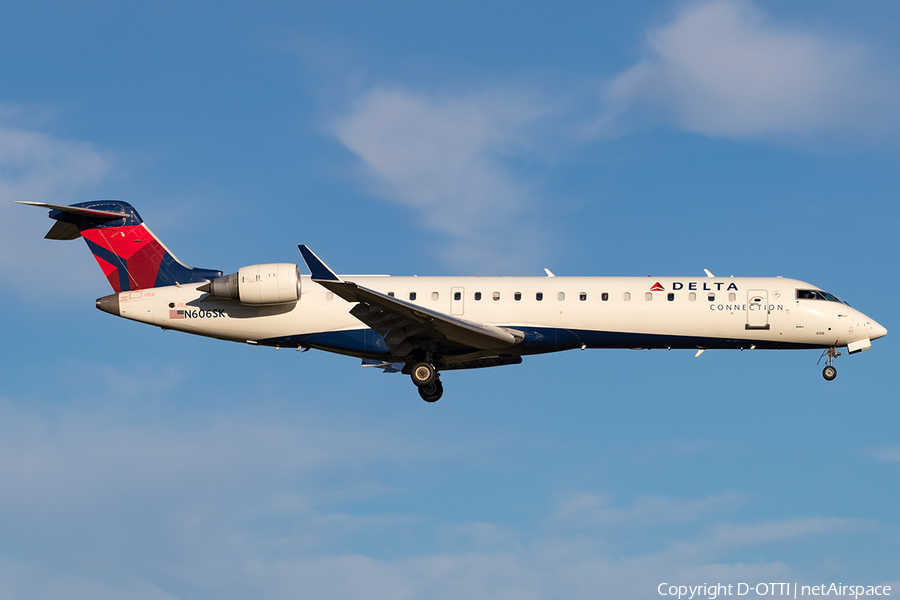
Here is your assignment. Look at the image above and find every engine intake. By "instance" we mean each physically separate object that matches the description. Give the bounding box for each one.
[200,263,301,305]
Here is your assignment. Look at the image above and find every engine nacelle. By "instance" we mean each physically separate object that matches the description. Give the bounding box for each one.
[201,263,301,305]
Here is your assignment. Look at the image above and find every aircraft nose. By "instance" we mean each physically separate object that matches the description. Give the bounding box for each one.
[871,320,888,340]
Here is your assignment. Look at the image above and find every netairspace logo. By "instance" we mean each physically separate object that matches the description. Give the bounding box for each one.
[657,582,892,599]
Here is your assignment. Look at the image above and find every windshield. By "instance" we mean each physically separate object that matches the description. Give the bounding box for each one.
[796,289,850,306]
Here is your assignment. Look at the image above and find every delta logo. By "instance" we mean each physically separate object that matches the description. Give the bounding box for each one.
[649,281,740,292]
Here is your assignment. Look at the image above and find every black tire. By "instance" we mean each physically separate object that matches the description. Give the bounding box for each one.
[418,379,443,402]
[410,362,436,387]
[823,365,837,381]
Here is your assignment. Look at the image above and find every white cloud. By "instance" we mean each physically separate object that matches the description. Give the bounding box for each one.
[863,445,900,462]
[601,0,897,140]
[0,404,419,518]
[333,88,552,273]
[328,2,900,271]
[437,522,523,553]
[182,510,861,600]
[704,517,869,548]
[553,490,745,526]
[0,122,111,298]
[0,392,875,600]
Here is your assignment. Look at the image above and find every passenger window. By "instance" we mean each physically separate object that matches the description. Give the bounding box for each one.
[493,292,500,301]
[410,292,417,301]
[475,292,482,301]
[667,293,675,301]
[601,292,609,301]
[624,292,631,301]
[388,291,395,297]
[645,292,652,301]
[707,293,715,302]
[728,292,736,301]
[689,292,696,301]
[326,292,334,301]
[536,292,543,301]
[579,292,587,301]
[432,292,439,301]
[514,292,522,301]
[558,292,565,301]
[454,292,461,301]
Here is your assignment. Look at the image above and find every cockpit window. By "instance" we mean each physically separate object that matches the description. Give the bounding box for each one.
[796,289,850,306]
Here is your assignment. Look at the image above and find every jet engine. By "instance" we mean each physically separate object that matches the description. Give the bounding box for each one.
[199,263,301,305]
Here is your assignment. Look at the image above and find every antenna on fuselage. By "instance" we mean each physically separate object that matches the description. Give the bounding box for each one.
[703,269,715,278]
[544,268,556,277]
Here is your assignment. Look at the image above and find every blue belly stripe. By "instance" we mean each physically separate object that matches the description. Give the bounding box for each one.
[258,326,825,357]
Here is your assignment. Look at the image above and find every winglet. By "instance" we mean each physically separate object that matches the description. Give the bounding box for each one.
[703,269,715,278]
[297,245,341,282]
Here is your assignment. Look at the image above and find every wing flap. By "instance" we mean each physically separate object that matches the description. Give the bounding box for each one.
[330,278,522,351]
[298,245,523,355]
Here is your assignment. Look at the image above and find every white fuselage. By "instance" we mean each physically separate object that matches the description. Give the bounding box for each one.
[106,275,886,361]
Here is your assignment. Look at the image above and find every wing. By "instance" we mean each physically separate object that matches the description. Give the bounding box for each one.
[298,245,524,359]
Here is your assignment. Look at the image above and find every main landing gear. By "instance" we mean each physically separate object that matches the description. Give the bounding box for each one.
[818,347,840,381]
[418,378,443,402]
[410,361,443,402]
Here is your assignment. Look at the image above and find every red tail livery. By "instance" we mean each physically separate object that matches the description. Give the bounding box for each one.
[18,200,221,292]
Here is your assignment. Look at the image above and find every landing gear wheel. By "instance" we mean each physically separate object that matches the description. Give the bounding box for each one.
[418,379,443,402]
[818,347,840,382]
[410,362,436,387]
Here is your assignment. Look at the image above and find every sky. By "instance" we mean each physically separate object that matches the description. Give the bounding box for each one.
[1,1,898,598]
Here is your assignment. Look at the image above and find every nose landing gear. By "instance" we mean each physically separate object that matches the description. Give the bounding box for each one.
[818,347,840,381]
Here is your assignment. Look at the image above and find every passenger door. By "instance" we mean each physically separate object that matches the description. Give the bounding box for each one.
[746,290,769,330]
[451,287,465,315]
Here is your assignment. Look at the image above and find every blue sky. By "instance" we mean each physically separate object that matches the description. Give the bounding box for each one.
[1,1,898,598]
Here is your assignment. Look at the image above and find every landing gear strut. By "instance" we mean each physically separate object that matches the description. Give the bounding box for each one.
[410,361,443,402]
[818,347,840,381]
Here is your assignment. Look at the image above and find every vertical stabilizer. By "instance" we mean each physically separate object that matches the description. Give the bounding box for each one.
[18,200,222,292]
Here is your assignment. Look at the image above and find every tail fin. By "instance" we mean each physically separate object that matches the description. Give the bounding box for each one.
[17,200,222,292]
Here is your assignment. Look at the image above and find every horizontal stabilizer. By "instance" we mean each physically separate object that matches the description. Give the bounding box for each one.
[15,201,129,219]
[15,201,131,240]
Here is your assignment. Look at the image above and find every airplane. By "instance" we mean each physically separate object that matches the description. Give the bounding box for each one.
[18,200,887,402]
